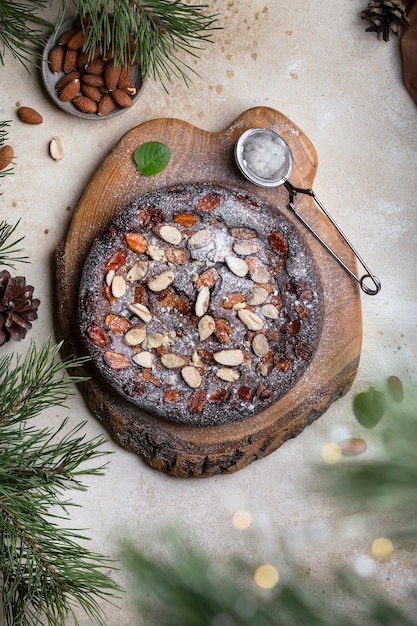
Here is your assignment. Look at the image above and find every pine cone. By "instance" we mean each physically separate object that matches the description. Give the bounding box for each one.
[361,0,409,41]
[0,270,40,346]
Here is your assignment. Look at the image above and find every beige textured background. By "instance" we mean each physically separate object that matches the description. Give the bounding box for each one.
[1,1,416,623]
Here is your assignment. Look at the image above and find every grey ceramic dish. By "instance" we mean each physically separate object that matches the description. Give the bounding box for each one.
[40,16,146,120]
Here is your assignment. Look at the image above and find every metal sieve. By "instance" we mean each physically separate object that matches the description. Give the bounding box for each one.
[235,127,381,295]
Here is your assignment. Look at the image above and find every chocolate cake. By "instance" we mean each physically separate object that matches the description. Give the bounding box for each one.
[78,183,323,427]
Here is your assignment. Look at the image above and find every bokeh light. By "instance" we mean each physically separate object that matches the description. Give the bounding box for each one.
[321,442,342,464]
[371,537,394,560]
[254,563,279,589]
[232,509,253,530]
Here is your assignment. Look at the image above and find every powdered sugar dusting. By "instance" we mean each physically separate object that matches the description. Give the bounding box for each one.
[78,183,323,427]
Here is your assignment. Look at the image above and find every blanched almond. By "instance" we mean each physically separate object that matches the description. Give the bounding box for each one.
[181,365,202,388]
[252,334,269,357]
[247,287,269,306]
[213,349,244,366]
[161,353,188,369]
[126,260,149,282]
[142,333,165,349]
[133,351,154,368]
[49,136,64,161]
[111,275,126,297]
[198,315,216,341]
[238,309,264,331]
[128,302,152,322]
[250,265,271,284]
[124,327,146,346]
[187,229,216,250]
[216,367,240,382]
[226,256,248,277]
[233,241,262,256]
[195,286,210,317]
[154,224,182,245]
[261,304,279,319]
[148,270,175,292]
[146,244,165,261]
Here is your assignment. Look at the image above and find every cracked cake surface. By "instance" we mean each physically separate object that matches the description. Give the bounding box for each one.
[78,182,323,426]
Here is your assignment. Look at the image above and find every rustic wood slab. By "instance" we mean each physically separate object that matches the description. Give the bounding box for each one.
[56,106,362,477]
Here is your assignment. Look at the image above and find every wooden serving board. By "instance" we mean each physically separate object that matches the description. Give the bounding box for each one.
[56,106,362,477]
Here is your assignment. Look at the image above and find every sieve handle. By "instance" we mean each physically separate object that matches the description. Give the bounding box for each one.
[284,182,381,296]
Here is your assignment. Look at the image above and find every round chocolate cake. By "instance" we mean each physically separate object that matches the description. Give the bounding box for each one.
[78,183,323,426]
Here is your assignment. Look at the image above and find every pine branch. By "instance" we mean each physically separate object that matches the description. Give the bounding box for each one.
[0,337,121,626]
[0,221,28,268]
[0,0,53,68]
[64,0,219,86]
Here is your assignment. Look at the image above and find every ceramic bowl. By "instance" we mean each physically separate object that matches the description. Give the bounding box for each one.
[41,16,146,120]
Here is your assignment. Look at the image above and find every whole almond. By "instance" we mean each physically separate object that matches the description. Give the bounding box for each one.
[55,70,81,91]
[238,309,264,331]
[58,78,80,102]
[339,437,368,456]
[48,45,64,73]
[67,29,85,50]
[110,88,133,108]
[104,60,122,90]
[81,84,102,102]
[81,73,105,87]
[57,27,79,46]
[72,95,97,114]
[85,58,106,75]
[63,48,78,73]
[118,78,137,96]
[0,145,14,171]
[17,106,43,124]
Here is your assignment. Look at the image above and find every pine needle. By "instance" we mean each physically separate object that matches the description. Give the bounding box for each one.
[0,337,121,626]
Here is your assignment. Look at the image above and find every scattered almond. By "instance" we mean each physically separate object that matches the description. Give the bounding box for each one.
[0,145,14,171]
[17,106,43,125]
[187,229,216,250]
[339,437,368,456]
[49,136,64,161]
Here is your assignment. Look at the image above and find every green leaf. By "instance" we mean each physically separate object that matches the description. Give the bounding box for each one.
[133,141,171,176]
[353,387,386,428]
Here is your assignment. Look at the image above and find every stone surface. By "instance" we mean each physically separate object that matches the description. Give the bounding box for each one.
[0,1,416,624]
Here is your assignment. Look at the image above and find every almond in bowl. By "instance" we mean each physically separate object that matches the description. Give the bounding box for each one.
[41,16,145,120]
